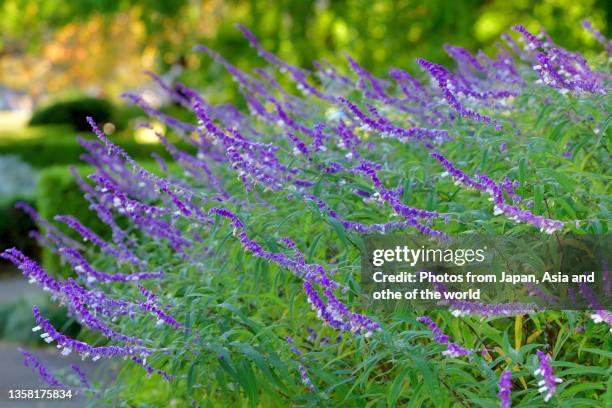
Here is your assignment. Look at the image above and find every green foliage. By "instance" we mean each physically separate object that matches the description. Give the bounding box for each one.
[0,197,38,266]
[0,0,609,99]
[29,97,113,130]
[0,131,194,168]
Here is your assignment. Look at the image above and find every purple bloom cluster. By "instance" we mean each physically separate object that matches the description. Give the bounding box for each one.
[498,370,512,408]
[435,279,539,317]
[513,25,606,95]
[345,53,392,102]
[582,20,612,54]
[534,351,562,402]
[432,152,565,233]
[353,161,448,239]
[416,316,473,358]
[337,96,450,144]
[1,247,62,292]
[15,202,84,251]
[449,300,537,318]
[579,283,612,332]
[285,336,315,391]
[70,364,91,389]
[32,305,157,360]
[137,284,184,330]
[209,207,379,336]
[1,248,178,381]
[304,193,414,234]
[58,245,162,284]
[416,58,504,130]
[20,349,65,387]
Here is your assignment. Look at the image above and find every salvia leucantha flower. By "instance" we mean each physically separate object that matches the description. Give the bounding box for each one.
[32,306,157,359]
[285,336,315,391]
[237,24,335,102]
[15,202,84,251]
[70,364,92,389]
[534,351,562,402]
[416,58,507,130]
[513,25,605,94]
[416,316,473,358]
[432,152,564,233]
[19,349,65,387]
[337,96,450,144]
[579,283,612,333]
[209,207,380,336]
[345,53,392,102]
[582,19,612,54]
[498,370,512,408]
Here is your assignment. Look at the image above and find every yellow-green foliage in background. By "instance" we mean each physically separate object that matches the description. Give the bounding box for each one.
[0,0,609,103]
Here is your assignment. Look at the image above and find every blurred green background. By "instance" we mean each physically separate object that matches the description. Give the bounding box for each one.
[1,0,609,104]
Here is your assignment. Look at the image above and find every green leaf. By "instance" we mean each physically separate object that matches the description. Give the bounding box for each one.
[387,367,410,407]
[186,361,198,396]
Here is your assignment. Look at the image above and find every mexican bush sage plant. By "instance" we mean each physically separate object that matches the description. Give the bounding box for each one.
[4,19,610,407]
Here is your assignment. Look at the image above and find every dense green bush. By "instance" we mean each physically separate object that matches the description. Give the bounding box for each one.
[0,136,195,168]
[29,97,113,130]
[0,197,38,264]
[4,20,609,408]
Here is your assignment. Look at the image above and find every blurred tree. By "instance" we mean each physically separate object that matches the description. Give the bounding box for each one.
[0,0,609,104]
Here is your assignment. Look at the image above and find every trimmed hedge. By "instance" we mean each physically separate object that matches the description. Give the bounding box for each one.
[0,197,38,264]
[0,136,195,168]
[29,97,113,130]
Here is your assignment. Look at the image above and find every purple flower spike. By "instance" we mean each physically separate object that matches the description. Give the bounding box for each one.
[32,306,158,360]
[534,351,562,402]
[19,349,64,387]
[209,207,379,336]
[589,310,612,332]
[416,316,473,358]
[513,25,605,94]
[337,96,450,144]
[582,20,612,54]
[498,370,512,408]
[416,58,504,129]
[345,53,392,101]
[137,285,184,330]
[285,336,315,391]
[15,202,84,251]
[432,152,564,233]
[70,364,91,389]
[1,248,61,293]
[236,24,334,102]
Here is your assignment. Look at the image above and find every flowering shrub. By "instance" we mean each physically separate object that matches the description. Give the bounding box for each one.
[2,21,610,407]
